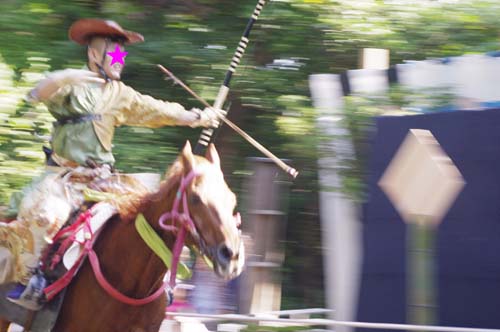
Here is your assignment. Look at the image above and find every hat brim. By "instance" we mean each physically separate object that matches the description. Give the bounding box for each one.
[69,19,144,45]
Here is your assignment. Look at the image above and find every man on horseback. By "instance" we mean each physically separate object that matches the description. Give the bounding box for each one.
[0,18,219,310]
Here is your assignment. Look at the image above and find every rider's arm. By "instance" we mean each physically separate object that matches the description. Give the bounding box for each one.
[26,69,105,104]
[115,82,216,128]
[27,76,62,103]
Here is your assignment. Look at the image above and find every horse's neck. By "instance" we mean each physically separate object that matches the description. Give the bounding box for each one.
[92,172,181,297]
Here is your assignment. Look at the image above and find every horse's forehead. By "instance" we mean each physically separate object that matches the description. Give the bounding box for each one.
[196,162,225,185]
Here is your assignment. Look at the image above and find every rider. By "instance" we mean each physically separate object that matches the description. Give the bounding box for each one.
[0,18,218,310]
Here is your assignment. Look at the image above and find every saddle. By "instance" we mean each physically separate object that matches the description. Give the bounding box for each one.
[42,172,161,288]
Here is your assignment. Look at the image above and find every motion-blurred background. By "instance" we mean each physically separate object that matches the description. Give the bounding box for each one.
[2,1,500,330]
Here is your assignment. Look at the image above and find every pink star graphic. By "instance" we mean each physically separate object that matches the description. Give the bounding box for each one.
[107,45,128,65]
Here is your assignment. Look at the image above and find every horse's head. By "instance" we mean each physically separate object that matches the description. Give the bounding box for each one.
[169,141,244,280]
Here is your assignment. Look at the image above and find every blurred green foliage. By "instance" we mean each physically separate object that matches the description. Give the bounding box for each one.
[1,0,500,309]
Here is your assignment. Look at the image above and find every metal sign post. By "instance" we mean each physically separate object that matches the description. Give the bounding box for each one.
[407,218,437,326]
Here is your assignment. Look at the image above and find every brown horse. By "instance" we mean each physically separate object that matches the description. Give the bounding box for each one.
[0,141,244,332]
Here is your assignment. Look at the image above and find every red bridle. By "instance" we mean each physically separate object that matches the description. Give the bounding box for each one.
[158,169,200,288]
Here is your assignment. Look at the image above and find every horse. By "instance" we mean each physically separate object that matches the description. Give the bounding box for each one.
[0,141,244,332]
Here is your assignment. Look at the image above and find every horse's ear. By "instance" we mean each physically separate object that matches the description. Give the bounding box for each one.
[206,143,220,167]
[181,140,195,171]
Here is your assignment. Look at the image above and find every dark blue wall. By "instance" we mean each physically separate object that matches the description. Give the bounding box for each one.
[357,109,500,330]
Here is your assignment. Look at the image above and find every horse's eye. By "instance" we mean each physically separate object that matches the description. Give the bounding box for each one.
[190,193,201,205]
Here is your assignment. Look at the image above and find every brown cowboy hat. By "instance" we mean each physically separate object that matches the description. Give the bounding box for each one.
[69,18,144,45]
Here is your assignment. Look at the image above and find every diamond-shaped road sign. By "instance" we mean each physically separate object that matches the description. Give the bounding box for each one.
[378,129,465,227]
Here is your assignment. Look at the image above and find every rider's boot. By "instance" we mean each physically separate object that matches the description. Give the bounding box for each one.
[6,270,47,311]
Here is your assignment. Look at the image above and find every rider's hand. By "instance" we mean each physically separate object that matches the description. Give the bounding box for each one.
[49,69,106,88]
[188,107,222,128]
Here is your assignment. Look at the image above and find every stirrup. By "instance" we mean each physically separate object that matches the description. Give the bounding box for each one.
[7,273,47,311]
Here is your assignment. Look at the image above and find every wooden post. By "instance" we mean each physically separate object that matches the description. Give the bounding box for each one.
[239,157,291,315]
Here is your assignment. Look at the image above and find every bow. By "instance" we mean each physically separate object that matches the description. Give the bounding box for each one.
[193,0,268,155]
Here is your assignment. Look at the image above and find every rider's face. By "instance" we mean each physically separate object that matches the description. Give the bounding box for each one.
[102,41,126,81]
[88,37,126,81]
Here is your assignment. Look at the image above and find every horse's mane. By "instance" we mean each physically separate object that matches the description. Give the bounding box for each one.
[105,152,213,224]
[145,154,210,207]
[143,159,184,208]
[135,154,209,217]
[84,157,185,224]
[118,158,186,222]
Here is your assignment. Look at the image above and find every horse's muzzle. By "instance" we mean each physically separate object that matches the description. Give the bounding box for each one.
[214,241,245,280]
[217,244,234,265]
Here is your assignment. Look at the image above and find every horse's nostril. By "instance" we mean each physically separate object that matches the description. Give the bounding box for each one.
[218,245,233,262]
